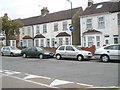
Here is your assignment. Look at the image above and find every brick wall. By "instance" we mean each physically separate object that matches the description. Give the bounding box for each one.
[81,45,96,55]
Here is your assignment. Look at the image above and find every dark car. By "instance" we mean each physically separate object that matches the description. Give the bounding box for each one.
[21,47,54,59]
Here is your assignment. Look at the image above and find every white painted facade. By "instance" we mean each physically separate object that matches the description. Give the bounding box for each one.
[0,31,6,46]
[19,26,33,47]
[19,19,72,48]
[33,19,72,47]
[80,12,120,48]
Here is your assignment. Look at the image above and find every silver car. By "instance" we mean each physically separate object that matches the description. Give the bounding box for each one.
[94,44,120,62]
[0,46,21,56]
[55,45,92,61]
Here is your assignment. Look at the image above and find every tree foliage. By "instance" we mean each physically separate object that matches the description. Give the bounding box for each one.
[1,14,23,45]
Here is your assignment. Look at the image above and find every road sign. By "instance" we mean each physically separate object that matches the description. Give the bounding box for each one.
[69,25,74,31]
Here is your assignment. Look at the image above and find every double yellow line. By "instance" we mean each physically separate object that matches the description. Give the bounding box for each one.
[86,86,120,89]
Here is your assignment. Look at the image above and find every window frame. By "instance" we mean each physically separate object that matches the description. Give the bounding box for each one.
[86,18,93,29]
[54,23,58,31]
[96,36,100,47]
[36,26,40,34]
[59,38,63,46]
[63,21,68,30]
[88,36,94,47]
[118,14,120,25]
[98,16,105,29]
[43,24,47,33]
[28,27,31,35]
[22,28,25,35]
[114,37,119,44]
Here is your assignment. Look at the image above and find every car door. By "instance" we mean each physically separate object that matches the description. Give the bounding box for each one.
[2,47,7,55]
[104,45,119,60]
[57,46,66,58]
[65,46,77,58]
[4,47,11,55]
[30,47,39,57]
[26,47,32,56]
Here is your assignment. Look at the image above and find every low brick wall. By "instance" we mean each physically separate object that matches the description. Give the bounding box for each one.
[18,46,96,55]
[81,45,96,55]
[42,47,57,53]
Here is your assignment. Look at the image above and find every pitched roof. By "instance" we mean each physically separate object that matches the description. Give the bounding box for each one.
[83,29,102,34]
[21,7,82,26]
[34,34,45,38]
[82,1,120,16]
[22,35,33,39]
[56,32,70,37]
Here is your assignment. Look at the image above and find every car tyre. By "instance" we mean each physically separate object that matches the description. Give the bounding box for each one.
[1,52,4,56]
[77,55,84,61]
[101,55,109,62]
[10,53,14,56]
[23,53,27,58]
[56,54,61,60]
[39,54,44,59]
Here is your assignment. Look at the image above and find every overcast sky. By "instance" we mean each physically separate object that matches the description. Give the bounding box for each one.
[0,0,111,19]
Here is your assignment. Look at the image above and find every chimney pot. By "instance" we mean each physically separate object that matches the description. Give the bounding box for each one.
[41,7,49,15]
[88,0,93,7]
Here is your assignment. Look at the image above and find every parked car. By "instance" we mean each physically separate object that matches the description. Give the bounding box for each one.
[94,44,120,62]
[55,45,92,61]
[21,47,54,59]
[0,46,21,56]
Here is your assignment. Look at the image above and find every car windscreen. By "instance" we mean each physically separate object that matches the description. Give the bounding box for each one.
[36,47,43,51]
[10,47,19,50]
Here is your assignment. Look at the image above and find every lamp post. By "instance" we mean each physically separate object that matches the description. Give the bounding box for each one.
[66,0,73,45]
[66,0,72,21]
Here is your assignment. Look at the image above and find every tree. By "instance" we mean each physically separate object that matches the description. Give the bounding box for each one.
[1,13,23,46]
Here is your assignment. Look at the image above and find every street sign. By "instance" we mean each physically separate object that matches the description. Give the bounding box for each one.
[69,25,74,31]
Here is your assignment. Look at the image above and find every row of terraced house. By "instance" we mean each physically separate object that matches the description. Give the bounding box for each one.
[1,0,120,48]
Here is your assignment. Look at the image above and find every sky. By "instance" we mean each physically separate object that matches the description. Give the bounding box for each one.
[0,0,111,19]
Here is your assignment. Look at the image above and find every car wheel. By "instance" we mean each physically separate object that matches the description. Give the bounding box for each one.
[77,55,84,61]
[1,52,4,56]
[39,54,44,59]
[56,54,61,60]
[23,53,27,58]
[10,53,14,56]
[101,55,109,62]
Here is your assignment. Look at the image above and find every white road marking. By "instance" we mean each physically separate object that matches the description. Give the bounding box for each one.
[77,83,94,87]
[50,79,73,87]
[0,70,3,73]
[3,74,58,88]
[3,70,21,75]
[1,69,94,88]
[24,74,51,80]
[11,71,21,74]
[4,72,14,74]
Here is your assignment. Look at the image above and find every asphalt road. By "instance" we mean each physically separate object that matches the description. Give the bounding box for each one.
[1,56,120,88]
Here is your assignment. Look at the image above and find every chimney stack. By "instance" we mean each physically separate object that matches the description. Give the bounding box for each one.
[41,7,49,15]
[88,0,93,7]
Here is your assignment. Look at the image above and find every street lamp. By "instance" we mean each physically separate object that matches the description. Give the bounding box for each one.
[66,0,73,45]
[66,0,72,21]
